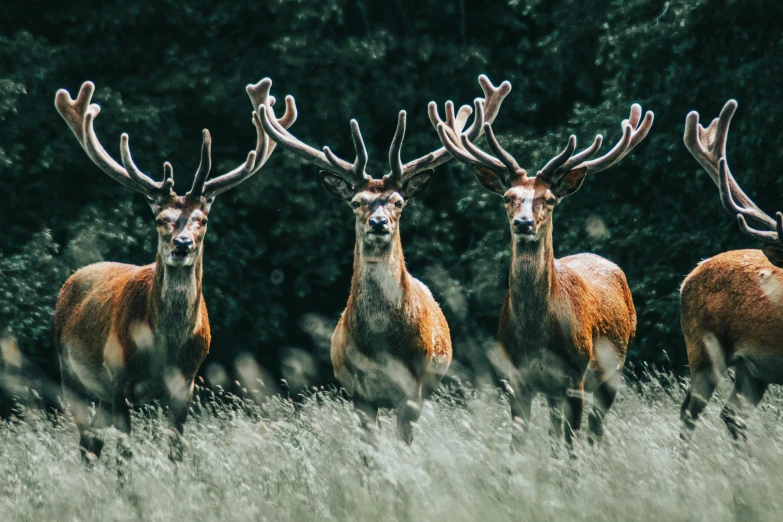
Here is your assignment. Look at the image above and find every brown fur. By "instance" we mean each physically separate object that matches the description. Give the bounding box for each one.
[482,174,635,446]
[328,179,452,444]
[53,194,213,460]
[680,249,782,440]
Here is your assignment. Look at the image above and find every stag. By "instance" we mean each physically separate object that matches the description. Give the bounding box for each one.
[681,100,783,441]
[434,102,653,446]
[258,75,510,443]
[52,79,295,460]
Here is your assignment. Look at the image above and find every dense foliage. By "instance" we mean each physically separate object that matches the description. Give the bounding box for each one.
[1,0,781,394]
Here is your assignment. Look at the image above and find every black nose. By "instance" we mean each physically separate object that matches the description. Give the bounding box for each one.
[173,237,193,250]
[369,216,388,231]
[513,218,534,233]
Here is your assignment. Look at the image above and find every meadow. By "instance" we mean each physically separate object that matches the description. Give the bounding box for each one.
[1,373,781,522]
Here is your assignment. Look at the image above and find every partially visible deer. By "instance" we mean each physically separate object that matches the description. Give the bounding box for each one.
[434,103,653,446]
[259,75,510,443]
[52,79,295,460]
[681,100,783,441]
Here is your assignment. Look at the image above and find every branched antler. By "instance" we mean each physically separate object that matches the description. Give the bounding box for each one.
[258,74,511,190]
[684,99,773,229]
[435,96,653,189]
[55,79,294,201]
[537,104,654,183]
[685,100,781,246]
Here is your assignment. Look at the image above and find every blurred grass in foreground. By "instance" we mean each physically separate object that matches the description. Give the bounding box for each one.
[1,374,782,521]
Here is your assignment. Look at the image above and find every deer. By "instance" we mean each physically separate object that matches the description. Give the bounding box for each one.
[258,75,511,443]
[680,99,783,442]
[434,101,653,447]
[52,78,295,460]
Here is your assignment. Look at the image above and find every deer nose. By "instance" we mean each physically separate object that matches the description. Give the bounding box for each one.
[369,216,388,232]
[173,237,194,250]
[513,218,534,233]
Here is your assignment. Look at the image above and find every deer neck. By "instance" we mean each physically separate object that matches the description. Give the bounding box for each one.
[350,227,408,314]
[151,252,204,347]
[508,223,558,324]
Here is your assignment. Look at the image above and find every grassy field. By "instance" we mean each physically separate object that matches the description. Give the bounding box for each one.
[1,375,782,522]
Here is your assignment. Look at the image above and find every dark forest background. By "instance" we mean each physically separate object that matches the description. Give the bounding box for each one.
[1,0,781,403]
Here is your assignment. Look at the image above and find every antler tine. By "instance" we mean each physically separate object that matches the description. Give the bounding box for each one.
[202,78,298,199]
[119,133,172,192]
[463,74,513,141]
[55,82,165,197]
[396,74,511,180]
[551,135,603,176]
[187,130,213,197]
[579,104,654,173]
[387,110,407,181]
[481,122,521,173]
[537,135,577,180]
[717,157,776,238]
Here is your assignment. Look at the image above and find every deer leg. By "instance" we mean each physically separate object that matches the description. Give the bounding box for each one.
[588,378,619,443]
[397,384,423,445]
[353,395,379,429]
[720,361,767,442]
[547,396,564,440]
[507,384,532,451]
[80,399,114,462]
[112,396,133,463]
[680,362,719,442]
[563,391,584,448]
[166,380,195,462]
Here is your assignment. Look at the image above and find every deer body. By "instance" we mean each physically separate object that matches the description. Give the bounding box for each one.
[258,75,511,442]
[501,243,635,398]
[433,98,652,445]
[681,250,783,387]
[332,223,451,414]
[55,258,209,414]
[53,79,295,460]
[678,99,783,442]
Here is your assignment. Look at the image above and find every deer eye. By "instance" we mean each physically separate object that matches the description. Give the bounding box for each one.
[395,201,403,208]
[155,218,166,226]
[503,196,511,204]
[351,201,360,209]
[546,197,556,205]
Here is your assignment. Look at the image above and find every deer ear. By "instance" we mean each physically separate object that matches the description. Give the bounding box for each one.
[762,244,783,268]
[472,166,508,195]
[552,166,588,198]
[318,171,355,201]
[400,170,433,199]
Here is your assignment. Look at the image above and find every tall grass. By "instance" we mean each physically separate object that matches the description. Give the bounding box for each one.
[1,375,782,521]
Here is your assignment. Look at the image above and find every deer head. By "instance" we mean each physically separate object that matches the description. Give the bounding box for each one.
[436,103,653,242]
[55,79,296,266]
[685,99,783,267]
[258,75,511,250]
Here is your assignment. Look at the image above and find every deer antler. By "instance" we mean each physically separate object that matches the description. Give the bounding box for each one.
[436,102,653,187]
[55,80,295,201]
[384,74,512,186]
[258,94,370,189]
[537,104,654,183]
[199,78,297,199]
[684,99,780,245]
[258,74,510,189]
[684,99,773,229]
[55,82,174,197]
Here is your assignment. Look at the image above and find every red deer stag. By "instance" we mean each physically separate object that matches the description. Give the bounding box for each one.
[435,103,653,447]
[52,79,295,460]
[259,75,510,443]
[681,100,783,441]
